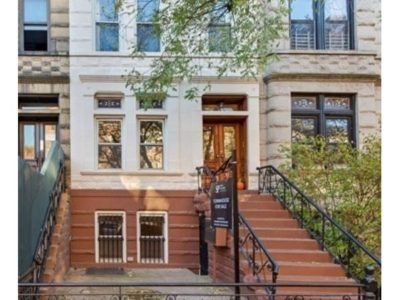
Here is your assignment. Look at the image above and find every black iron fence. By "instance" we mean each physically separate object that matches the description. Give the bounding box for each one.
[19,282,375,300]
[257,165,381,299]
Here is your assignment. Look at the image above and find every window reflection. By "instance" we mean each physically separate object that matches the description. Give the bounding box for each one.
[140,120,164,169]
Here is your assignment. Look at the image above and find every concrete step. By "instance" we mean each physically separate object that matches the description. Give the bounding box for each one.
[262,261,345,277]
[241,227,309,239]
[270,249,331,263]
[247,218,299,228]
[239,200,283,210]
[261,237,320,250]
[240,209,290,219]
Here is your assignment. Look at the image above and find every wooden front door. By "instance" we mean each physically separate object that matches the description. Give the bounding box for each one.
[203,121,246,188]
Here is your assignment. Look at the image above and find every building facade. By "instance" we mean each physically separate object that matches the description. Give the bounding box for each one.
[18,0,71,182]
[68,0,381,270]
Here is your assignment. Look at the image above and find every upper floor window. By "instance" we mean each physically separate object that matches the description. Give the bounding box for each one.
[137,0,160,52]
[23,0,48,51]
[208,1,231,52]
[97,119,122,169]
[139,119,164,169]
[96,0,119,51]
[291,94,355,145]
[290,0,353,50]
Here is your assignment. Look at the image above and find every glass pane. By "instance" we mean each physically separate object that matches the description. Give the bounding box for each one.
[138,0,159,22]
[140,145,163,169]
[203,127,215,161]
[324,21,349,50]
[291,118,316,142]
[326,118,350,143]
[137,24,160,52]
[24,30,47,51]
[209,25,231,52]
[290,0,314,20]
[140,121,163,144]
[324,97,351,110]
[210,0,231,23]
[292,96,317,110]
[23,125,36,160]
[325,0,348,21]
[97,0,118,21]
[223,126,236,159]
[291,21,315,49]
[24,0,47,23]
[96,24,119,51]
[98,145,122,168]
[98,121,121,143]
[44,125,56,157]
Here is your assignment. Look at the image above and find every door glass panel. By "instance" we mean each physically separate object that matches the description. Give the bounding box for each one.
[203,126,215,161]
[44,124,57,157]
[223,126,236,159]
[23,125,35,160]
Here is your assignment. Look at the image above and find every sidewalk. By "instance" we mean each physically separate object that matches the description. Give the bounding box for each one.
[49,268,233,299]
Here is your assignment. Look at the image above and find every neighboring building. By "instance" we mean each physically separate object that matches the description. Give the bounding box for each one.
[18,0,71,181]
[68,0,380,271]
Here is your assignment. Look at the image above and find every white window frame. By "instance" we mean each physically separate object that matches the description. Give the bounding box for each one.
[136,0,161,52]
[95,211,127,263]
[96,117,124,170]
[22,0,49,52]
[136,211,168,264]
[95,0,120,51]
[138,118,165,170]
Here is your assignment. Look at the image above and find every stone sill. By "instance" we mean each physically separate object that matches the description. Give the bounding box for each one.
[275,49,378,57]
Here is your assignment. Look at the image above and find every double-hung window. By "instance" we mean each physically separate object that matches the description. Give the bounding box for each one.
[208,1,231,52]
[139,120,164,169]
[97,119,122,169]
[137,0,160,52]
[291,94,355,145]
[290,0,354,50]
[23,0,48,51]
[96,0,119,51]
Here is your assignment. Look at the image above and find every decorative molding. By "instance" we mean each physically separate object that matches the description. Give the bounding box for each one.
[264,73,381,84]
[18,76,69,84]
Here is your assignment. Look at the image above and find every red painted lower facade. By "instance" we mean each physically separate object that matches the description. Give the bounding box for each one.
[70,189,200,272]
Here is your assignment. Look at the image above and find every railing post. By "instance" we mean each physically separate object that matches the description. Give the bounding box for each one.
[362,266,378,300]
[321,215,325,251]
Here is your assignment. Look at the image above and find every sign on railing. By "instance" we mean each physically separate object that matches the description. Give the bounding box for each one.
[210,178,233,229]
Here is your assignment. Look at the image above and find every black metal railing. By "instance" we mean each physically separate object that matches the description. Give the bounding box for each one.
[258,165,381,298]
[238,214,279,295]
[19,160,65,294]
[18,281,372,300]
[196,156,280,297]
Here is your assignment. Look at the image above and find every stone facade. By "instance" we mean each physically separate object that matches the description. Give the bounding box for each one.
[261,0,381,167]
[18,0,71,184]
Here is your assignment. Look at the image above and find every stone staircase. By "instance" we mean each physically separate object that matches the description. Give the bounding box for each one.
[239,192,358,298]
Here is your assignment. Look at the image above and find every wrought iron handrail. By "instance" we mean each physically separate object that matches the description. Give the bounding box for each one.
[238,213,279,295]
[257,165,381,289]
[19,160,65,284]
[18,281,375,300]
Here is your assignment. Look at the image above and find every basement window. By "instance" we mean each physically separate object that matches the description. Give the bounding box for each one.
[137,212,168,263]
[95,212,126,263]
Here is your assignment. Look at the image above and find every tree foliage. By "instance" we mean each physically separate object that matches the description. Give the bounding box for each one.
[279,136,381,279]
[118,0,288,106]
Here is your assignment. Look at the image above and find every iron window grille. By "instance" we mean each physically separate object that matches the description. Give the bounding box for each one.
[291,94,355,145]
[23,0,48,51]
[95,212,126,263]
[96,0,119,51]
[290,0,354,50]
[137,212,168,263]
[137,0,160,52]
